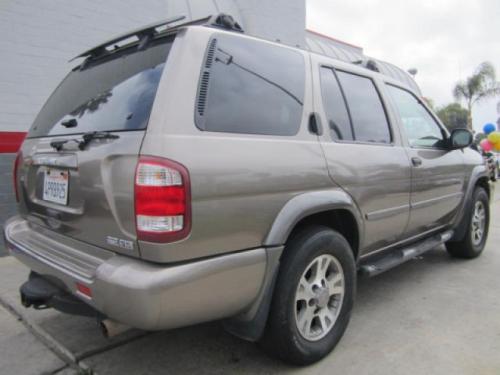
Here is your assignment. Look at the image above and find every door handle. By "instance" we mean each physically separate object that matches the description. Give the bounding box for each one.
[308,113,323,136]
[411,157,422,167]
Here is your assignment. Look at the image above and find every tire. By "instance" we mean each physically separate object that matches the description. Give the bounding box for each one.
[259,226,356,365]
[446,187,489,259]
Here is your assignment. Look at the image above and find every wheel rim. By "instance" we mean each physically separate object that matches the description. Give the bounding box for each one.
[294,254,345,342]
[471,201,486,246]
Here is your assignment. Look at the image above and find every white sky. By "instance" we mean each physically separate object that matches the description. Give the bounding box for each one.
[306,0,500,132]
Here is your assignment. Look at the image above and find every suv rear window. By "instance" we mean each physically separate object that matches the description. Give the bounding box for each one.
[195,34,305,136]
[28,38,173,138]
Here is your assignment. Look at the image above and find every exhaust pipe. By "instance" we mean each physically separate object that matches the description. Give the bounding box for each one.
[100,319,131,338]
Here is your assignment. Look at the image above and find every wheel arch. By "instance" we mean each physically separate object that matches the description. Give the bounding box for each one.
[450,165,490,242]
[263,190,363,260]
[223,190,363,342]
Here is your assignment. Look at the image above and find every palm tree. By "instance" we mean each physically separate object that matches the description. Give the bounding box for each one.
[453,62,500,130]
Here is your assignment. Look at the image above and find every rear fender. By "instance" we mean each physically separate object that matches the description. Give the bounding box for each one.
[224,189,363,341]
[263,189,364,247]
[450,165,489,242]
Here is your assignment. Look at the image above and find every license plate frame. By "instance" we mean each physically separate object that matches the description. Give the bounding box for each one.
[42,169,69,205]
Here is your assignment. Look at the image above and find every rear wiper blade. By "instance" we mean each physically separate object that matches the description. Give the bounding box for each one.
[50,131,119,152]
[78,131,119,150]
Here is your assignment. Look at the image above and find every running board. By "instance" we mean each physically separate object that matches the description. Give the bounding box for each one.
[359,230,454,277]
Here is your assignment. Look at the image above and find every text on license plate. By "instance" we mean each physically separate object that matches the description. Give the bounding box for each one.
[43,169,69,205]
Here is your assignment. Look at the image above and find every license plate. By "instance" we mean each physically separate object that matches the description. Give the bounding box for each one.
[43,169,69,205]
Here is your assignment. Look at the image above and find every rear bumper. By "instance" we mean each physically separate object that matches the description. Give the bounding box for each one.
[4,216,267,330]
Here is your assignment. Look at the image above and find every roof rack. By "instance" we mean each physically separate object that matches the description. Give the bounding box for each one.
[207,14,243,33]
[352,59,380,73]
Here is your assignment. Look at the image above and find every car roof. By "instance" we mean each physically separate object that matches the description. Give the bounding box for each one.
[72,14,421,96]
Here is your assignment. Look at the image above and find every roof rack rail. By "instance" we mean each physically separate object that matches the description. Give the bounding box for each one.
[207,14,244,33]
[71,15,187,61]
[352,58,380,73]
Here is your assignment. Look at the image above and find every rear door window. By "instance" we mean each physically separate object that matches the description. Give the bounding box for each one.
[336,71,391,144]
[28,37,173,138]
[319,67,353,141]
[196,34,305,136]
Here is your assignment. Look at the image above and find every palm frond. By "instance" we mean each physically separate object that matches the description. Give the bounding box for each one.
[453,82,468,101]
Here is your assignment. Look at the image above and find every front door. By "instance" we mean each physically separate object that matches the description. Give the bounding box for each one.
[311,56,412,255]
[384,84,465,237]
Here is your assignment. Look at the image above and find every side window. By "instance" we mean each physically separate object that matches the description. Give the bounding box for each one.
[196,34,305,136]
[386,85,445,148]
[336,71,391,144]
[319,67,353,141]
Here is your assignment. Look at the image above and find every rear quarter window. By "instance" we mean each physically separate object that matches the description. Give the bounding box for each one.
[195,34,305,136]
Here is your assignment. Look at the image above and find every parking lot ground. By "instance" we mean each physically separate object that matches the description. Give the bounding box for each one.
[1,200,499,375]
[0,304,66,375]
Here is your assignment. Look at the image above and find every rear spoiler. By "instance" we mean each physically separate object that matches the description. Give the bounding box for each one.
[70,14,243,63]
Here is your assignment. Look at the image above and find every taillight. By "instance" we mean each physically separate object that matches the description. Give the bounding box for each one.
[134,156,191,243]
[13,151,22,203]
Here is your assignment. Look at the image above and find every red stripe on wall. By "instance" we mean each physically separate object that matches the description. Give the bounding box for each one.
[0,132,27,153]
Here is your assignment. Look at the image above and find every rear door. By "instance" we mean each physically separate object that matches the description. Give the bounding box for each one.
[311,55,412,254]
[384,84,465,237]
[16,37,175,257]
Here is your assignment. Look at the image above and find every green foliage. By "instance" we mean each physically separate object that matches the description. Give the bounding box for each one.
[453,62,500,129]
[436,103,468,131]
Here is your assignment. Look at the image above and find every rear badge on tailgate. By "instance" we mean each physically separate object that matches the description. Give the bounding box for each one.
[106,236,134,251]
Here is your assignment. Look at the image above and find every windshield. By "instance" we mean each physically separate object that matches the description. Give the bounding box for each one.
[28,38,173,138]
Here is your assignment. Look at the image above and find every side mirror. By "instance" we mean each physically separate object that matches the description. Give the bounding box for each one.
[449,128,473,150]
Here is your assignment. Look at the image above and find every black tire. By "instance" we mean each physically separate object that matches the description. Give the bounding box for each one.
[259,226,356,366]
[446,187,489,259]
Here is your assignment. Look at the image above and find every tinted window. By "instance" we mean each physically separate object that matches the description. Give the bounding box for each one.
[196,34,305,136]
[319,67,353,141]
[337,71,391,143]
[386,85,445,148]
[29,39,173,138]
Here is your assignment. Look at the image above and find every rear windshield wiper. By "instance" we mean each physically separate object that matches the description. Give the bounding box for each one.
[78,131,119,150]
[50,131,119,151]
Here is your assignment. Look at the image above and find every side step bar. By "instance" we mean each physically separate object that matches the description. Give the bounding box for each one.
[359,230,453,277]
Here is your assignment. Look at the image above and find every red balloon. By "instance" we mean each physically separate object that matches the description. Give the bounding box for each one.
[480,139,493,151]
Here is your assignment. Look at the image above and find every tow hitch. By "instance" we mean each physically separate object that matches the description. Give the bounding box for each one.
[20,272,103,318]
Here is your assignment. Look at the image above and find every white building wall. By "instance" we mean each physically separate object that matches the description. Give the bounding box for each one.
[0,0,305,133]
[165,0,305,46]
[0,0,171,132]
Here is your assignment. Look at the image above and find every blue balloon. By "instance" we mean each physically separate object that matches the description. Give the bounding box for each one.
[483,123,496,134]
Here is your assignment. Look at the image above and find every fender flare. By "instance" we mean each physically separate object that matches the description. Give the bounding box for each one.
[263,189,364,248]
[451,165,489,242]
